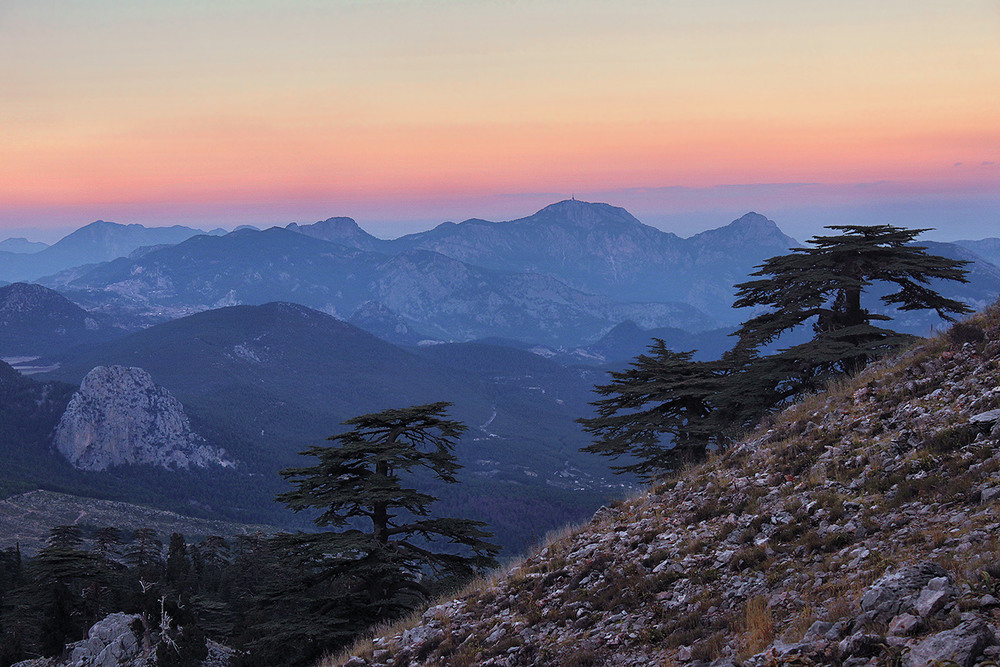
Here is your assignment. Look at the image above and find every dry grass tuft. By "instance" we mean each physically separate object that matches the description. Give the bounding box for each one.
[745,595,775,654]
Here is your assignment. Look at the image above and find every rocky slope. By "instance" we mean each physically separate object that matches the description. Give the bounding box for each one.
[332,304,1000,667]
[53,365,233,471]
[0,489,273,555]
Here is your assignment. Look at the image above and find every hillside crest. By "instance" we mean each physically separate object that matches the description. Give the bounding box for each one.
[334,304,1000,667]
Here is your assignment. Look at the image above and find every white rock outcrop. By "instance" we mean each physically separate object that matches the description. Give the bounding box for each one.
[68,612,144,667]
[53,365,233,471]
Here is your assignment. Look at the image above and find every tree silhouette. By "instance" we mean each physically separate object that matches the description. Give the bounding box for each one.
[733,224,971,376]
[272,402,498,655]
[578,344,726,478]
[580,224,973,479]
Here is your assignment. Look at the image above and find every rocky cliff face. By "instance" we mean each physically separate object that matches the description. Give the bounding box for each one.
[286,216,385,253]
[53,365,233,472]
[332,304,1000,667]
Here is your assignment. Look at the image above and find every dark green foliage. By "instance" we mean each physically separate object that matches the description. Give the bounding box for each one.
[258,403,499,663]
[28,539,102,656]
[126,528,164,578]
[581,224,973,479]
[94,527,123,560]
[277,403,499,575]
[726,225,970,427]
[46,525,83,550]
[0,362,77,498]
[229,537,360,667]
[733,225,971,371]
[0,546,26,666]
[165,533,191,592]
[947,320,986,347]
[1,519,488,666]
[577,343,726,478]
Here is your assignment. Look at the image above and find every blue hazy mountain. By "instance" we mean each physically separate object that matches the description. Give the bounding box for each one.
[956,237,1000,267]
[0,220,223,282]
[45,225,716,346]
[0,237,48,254]
[385,201,799,323]
[877,241,1000,334]
[583,321,737,364]
[286,216,387,253]
[21,200,1000,348]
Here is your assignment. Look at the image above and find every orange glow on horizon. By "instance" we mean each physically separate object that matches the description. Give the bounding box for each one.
[3,119,997,208]
[1,1,998,223]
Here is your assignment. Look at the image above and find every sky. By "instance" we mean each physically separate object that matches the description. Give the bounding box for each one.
[2,0,998,243]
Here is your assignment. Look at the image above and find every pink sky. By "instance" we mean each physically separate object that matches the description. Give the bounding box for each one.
[2,1,998,241]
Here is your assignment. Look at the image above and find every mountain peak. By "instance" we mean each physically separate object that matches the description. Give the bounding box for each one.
[72,220,121,234]
[688,211,797,249]
[0,283,105,356]
[0,282,81,313]
[286,216,381,251]
[730,211,773,227]
[0,237,48,254]
[523,199,650,232]
[53,365,232,471]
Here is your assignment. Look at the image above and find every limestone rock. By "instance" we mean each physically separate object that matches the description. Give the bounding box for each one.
[904,619,996,667]
[860,561,948,622]
[914,577,955,617]
[68,612,143,667]
[53,365,234,471]
[969,408,1000,424]
[888,613,922,636]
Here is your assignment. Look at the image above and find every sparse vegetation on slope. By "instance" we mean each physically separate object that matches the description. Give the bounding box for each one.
[331,302,1000,667]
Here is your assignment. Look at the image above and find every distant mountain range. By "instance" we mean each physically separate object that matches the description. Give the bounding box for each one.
[383,202,799,323]
[281,201,800,325]
[4,199,999,350]
[42,218,718,346]
[0,220,223,283]
[956,237,1000,267]
[0,237,48,254]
